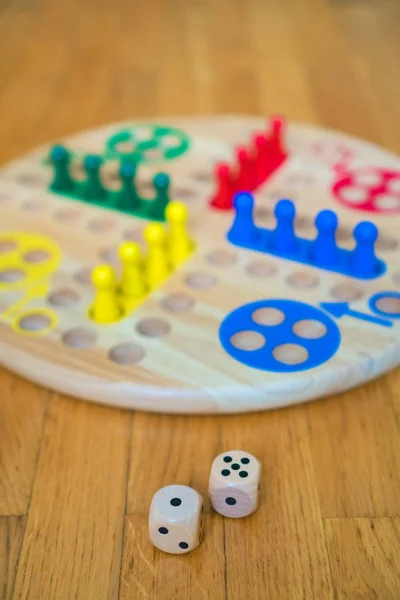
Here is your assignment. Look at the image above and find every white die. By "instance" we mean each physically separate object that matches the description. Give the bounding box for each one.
[208,450,260,518]
[149,485,204,554]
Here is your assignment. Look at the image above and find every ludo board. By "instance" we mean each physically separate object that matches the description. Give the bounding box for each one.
[0,115,399,414]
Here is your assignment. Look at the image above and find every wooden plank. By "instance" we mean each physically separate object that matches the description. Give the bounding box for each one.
[12,396,130,600]
[325,517,400,600]
[0,516,25,600]
[221,408,334,600]
[0,369,48,516]
[120,514,225,600]
[307,378,400,518]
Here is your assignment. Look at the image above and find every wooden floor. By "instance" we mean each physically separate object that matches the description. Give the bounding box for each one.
[1,0,400,598]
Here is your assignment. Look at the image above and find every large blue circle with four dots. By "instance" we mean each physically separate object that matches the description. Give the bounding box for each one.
[219,299,341,373]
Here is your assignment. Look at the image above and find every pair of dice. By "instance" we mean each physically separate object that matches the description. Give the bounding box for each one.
[149,450,261,554]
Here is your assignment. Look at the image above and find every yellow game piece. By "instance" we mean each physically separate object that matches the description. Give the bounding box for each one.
[144,223,169,289]
[165,201,193,268]
[119,242,146,299]
[91,265,122,324]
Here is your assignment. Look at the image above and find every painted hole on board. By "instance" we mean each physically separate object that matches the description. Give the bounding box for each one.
[295,215,315,232]
[254,206,273,222]
[353,172,383,187]
[335,227,353,243]
[0,268,25,283]
[115,141,135,153]
[0,240,17,254]
[376,236,398,251]
[252,307,284,326]
[192,170,212,183]
[185,272,217,289]
[293,319,327,339]
[48,288,80,307]
[330,283,363,301]
[207,249,237,266]
[18,312,51,332]
[54,207,81,222]
[374,195,400,211]
[22,201,46,213]
[230,331,265,351]
[136,318,171,337]
[62,327,97,349]
[375,296,400,315]
[23,249,51,264]
[272,343,309,365]
[108,342,145,365]
[74,267,93,286]
[17,173,40,185]
[87,218,116,233]
[287,271,319,289]
[99,247,119,264]
[161,293,195,313]
[339,187,368,204]
[173,187,197,201]
[388,178,400,194]
[123,228,143,242]
[245,260,277,278]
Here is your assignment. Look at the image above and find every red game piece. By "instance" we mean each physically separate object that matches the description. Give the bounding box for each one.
[211,163,234,210]
[235,146,253,193]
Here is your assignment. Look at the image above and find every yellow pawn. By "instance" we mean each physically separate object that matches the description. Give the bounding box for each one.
[91,265,121,324]
[166,201,193,268]
[144,223,169,290]
[119,242,146,299]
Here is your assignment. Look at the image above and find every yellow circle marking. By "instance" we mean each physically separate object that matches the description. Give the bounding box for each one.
[12,307,58,337]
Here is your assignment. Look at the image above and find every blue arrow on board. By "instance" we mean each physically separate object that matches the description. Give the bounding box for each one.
[320,301,393,328]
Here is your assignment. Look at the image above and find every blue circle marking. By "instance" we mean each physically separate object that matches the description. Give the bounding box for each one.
[368,291,400,319]
[219,299,341,373]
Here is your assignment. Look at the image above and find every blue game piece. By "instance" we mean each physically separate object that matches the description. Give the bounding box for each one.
[312,209,338,266]
[227,192,258,246]
[273,199,296,252]
[351,221,379,277]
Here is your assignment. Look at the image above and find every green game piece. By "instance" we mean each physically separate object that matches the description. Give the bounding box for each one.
[82,155,107,201]
[117,161,140,211]
[151,172,170,220]
[49,145,75,192]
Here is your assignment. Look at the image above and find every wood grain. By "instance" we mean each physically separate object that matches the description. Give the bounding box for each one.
[0,0,400,597]
[325,518,400,600]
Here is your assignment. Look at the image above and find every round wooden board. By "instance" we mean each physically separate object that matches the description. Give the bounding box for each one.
[0,115,400,414]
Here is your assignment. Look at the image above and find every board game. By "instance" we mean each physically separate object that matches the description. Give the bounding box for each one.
[0,115,400,414]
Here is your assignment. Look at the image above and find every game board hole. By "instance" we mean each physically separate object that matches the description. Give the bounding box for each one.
[335,227,353,243]
[17,173,40,185]
[252,308,284,326]
[193,171,212,183]
[376,236,398,251]
[245,260,277,278]
[330,283,363,301]
[375,296,400,315]
[295,215,314,232]
[74,267,93,286]
[88,218,116,233]
[162,134,179,148]
[207,250,237,266]
[108,342,145,365]
[230,331,265,351]
[286,172,314,185]
[18,313,51,332]
[115,141,135,154]
[0,268,24,283]
[161,293,195,313]
[353,171,384,187]
[374,195,400,211]
[23,249,50,263]
[145,149,162,161]
[287,271,319,289]
[388,178,400,194]
[254,206,273,222]
[273,343,308,365]
[62,327,97,348]
[0,240,17,253]
[99,246,119,264]
[123,228,143,242]
[22,200,46,213]
[136,318,171,337]
[48,288,80,307]
[293,319,327,339]
[173,187,197,201]
[54,207,81,222]
[185,272,217,289]
[340,187,368,204]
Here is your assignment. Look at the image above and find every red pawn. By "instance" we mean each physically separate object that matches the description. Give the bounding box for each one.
[268,116,287,171]
[211,163,234,210]
[235,146,253,193]
[253,133,268,187]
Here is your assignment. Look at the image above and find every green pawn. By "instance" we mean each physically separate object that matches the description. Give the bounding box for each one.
[117,161,140,213]
[151,172,170,221]
[82,155,107,201]
[49,145,75,193]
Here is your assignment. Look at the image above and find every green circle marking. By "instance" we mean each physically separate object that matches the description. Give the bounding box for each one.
[105,124,190,164]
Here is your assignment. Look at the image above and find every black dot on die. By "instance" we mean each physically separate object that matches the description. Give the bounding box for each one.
[231,463,240,470]
[159,527,168,534]
[241,457,250,464]
[170,498,182,507]
[223,456,232,463]
[226,497,236,506]
[239,470,248,478]
[179,542,189,549]
[221,469,230,476]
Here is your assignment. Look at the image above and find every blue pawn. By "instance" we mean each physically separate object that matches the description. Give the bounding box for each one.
[351,221,379,277]
[312,209,338,266]
[227,192,257,246]
[273,199,296,253]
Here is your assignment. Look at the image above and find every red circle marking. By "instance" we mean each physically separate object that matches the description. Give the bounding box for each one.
[332,168,400,214]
